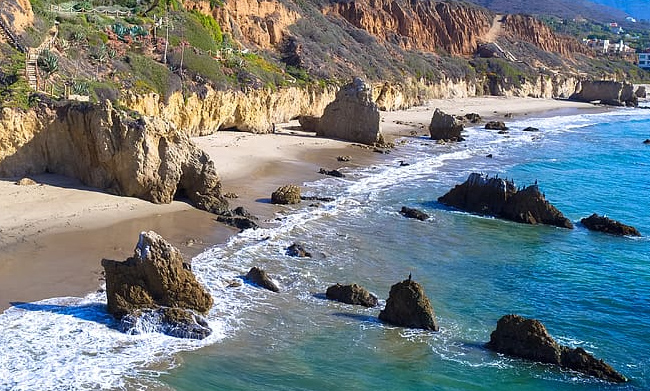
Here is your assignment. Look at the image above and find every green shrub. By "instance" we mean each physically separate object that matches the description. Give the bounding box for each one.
[190,10,222,46]
[37,50,59,77]
[126,53,174,97]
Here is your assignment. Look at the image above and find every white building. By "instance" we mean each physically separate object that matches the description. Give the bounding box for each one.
[638,53,650,70]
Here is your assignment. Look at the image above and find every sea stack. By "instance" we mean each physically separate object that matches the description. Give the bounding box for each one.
[438,173,573,228]
[379,278,438,331]
[487,314,627,383]
[101,231,214,339]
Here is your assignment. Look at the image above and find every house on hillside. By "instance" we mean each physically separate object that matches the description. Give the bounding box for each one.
[638,52,650,70]
[584,38,610,53]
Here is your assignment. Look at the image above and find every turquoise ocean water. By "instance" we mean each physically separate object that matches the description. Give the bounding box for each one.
[1,105,649,390]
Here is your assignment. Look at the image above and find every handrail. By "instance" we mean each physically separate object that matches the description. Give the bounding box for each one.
[49,4,132,17]
[0,17,27,53]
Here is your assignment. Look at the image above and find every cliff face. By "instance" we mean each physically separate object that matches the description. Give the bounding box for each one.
[120,84,337,135]
[503,15,592,57]
[0,0,33,35]
[0,102,228,212]
[324,0,493,56]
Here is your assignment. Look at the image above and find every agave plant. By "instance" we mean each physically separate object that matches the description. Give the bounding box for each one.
[56,37,70,53]
[90,44,108,63]
[71,80,89,96]
[37,50,59,77]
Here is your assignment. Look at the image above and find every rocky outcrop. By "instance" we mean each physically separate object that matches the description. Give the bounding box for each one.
[400,206,429,221]
[316,78,384,146]
[486,314,627,383]
[245,267,280,292]
[319,168,345,178]
[523,126,540,132]
[429,109,464,141]
[502,15,592,58]
[325,0,492,56]
[326,283,378,307]
[286,243,312,257]
[298,115,320,132]
[438,173,573,228]
[485,121,508,130]
[0,0,34,36]
[635,86,647,98]
[569,80,638,107]
[271,184,301,204]
[101,231,213,339]
[0,101,228,214]
[216,206,259,231]
[378,278,438,331]
[580,214,641,236]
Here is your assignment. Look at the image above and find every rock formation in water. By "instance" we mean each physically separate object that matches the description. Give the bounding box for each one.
[101,231,214,339]
[271,184,302,204]
[438,173,573,228]
[429,109,464,141]
[316,78,385,146]
[400,206,429,221]
[486,314,627,383]
[216,206,259,231]
[569,80,638,107]
[245,267,280,292]
[379,278,438,331]
[326,283,378,307]
[580,213,641,236]
[485,121,509,130]
[0,100,228,214]
[286,243,312,257]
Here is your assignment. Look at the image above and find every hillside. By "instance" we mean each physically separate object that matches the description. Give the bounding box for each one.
[464,0,629,23]
[0,0,647,115]
[588,0,650,22]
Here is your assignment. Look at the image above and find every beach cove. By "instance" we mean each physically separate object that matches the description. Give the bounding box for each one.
[2,96,649,390]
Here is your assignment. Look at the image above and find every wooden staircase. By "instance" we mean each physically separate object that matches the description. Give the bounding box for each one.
[26,48,39,90]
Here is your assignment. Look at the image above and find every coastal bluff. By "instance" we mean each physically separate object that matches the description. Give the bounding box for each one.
[0,100,228,213]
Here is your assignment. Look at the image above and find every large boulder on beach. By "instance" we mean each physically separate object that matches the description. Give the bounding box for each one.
[438,173,573,229]
[428,108,464,141]
[316,77,384,146]
[485,121,508,130]
[271,184,301,204]
[101,231,213,339]
[635,85,647,98]
[486,314,626,383]
[245,267,280,292]
[580,213,640,236]
[379,278,438,331]
[326,283,378,307]
[569,80,638,107]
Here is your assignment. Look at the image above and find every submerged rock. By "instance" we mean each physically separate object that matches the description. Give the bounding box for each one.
[217,206,259,231]
[428,108,464,141]
[438,173,573,229]
[486,314,627,383]
[580,213,640,236]
[399,206,429,221]
[326,283,378,307]
[522,126,540,132]
[316,77,384,145]
[286,243,312,258]
[643,139,650,144]
[319,168,345,178]
[379,278,438,331]
[245,267,280,292]
[271,184,301,204]
[101,231,213,339]
[485,121,508,130]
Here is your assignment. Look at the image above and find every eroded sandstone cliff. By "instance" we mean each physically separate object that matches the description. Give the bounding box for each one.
[0,100,228,212]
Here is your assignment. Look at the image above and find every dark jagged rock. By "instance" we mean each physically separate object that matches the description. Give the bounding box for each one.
[485,121,508,130]
[319,168,346,177]
[286,243,312,258]
[245,267,280,292]
[486,153,493,158]
[101,231,213,339]
[216,206,259,231]
[438,173,573,229]
[635,86,647,98]
[643,139,650,144]
[569,80,638,107]
[400,206,429,221]
[429,108,464,141]
[523,126,540,132]
[316,77,384,145]
[580,214,641,236]
[271,184,301,204]
[486,314,626,383]
[464,113,482,123]
[378,279,438,331]
[326,283,378,307]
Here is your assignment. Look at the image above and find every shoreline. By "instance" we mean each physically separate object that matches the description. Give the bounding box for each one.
[0,96,607,312]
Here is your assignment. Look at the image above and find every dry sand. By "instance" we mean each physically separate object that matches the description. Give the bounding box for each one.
[0,96,603,311]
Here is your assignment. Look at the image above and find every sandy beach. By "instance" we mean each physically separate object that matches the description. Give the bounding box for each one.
[0,96,602,311]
